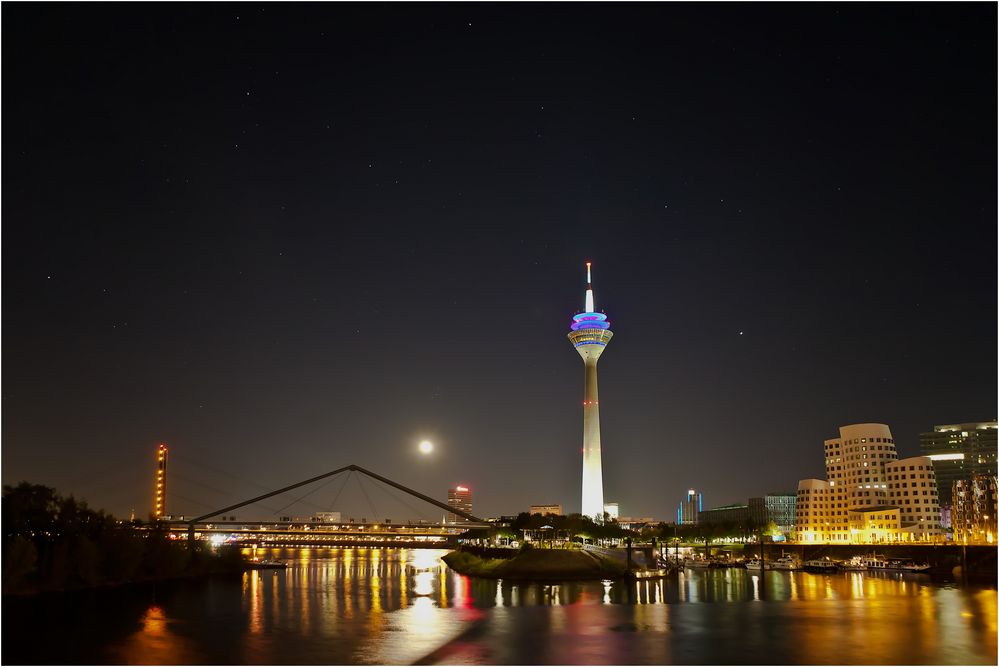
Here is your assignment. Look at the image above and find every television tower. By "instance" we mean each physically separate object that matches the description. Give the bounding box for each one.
[568,262,613,522]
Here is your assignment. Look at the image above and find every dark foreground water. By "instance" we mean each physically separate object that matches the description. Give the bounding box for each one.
[4,547,996,665]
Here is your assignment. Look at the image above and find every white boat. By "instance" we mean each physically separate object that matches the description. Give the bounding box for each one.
[684,558,712,569]
[768,554,801,571]
[745,558,762,571]
[860,554,930,573]
[861,554,890,570]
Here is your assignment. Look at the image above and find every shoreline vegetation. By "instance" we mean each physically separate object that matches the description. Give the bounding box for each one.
[442,546,628,580]
[2,482,246,597]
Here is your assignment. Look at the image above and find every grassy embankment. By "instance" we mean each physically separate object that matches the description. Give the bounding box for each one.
[443,547,627,580]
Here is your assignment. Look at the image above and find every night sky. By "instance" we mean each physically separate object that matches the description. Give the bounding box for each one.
[4,3,996,522]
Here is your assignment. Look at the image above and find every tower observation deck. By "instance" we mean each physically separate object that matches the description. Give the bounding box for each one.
[568,262,613,522]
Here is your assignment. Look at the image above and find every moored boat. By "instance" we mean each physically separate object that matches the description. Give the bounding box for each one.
[861,554,889,570]
[888,558,931,573]
[768,554,801,571]
[837,555,867,571]
[745,558,762,571]
[803,557,837,573]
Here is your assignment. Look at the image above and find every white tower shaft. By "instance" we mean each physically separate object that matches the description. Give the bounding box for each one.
[580,357,604,521]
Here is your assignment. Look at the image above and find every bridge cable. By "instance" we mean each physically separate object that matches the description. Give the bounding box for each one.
[170,472,286,515]
[171,452,299,498]
[354,471,380,521]
[171,453,335,514]
[271,470,344,516]
[326,469,354,513]
[167,491,222,512]
[363,474,435,522]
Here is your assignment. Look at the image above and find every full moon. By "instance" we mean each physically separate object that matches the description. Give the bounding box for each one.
[418,440,434,454]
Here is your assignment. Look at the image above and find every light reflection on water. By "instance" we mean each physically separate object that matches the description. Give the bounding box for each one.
[3,546,996,665]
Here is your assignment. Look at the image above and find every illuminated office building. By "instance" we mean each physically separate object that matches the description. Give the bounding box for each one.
[447,485,472,523]
[153,443,168,520]
[568,262,613,522]
[677,488,703,525]
[953,474,997,544]
[919,421,998,516]
[529,504,563,516]
[796,424,942,543]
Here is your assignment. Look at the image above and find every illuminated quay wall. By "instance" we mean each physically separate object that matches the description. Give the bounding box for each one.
[795,424,943,544]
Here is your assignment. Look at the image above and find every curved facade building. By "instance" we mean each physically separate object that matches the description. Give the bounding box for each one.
[568,263,613,522]
[796,423,942,542]
[884,456,943,540]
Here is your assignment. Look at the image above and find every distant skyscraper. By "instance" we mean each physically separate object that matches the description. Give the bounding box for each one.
[447,485,472,523]
[568,262,613,522]
[677,489,702,525]
[919,421,998,514]
[154,443,168,520]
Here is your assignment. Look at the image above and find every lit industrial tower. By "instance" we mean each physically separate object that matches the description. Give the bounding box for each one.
[568,262,613,522]
[153,443,168,520]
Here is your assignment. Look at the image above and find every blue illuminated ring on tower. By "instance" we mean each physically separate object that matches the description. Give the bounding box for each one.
[570,312,610,331]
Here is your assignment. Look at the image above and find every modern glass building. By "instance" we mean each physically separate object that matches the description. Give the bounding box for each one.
[447,485,472,523]
[749,493,797,536]
[919,421,998,514]
[677,488,703,525]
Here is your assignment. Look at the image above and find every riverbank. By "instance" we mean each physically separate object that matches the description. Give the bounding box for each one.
[442,547,627,580]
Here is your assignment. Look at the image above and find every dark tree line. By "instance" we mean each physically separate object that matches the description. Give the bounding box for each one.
[2,482,241,594]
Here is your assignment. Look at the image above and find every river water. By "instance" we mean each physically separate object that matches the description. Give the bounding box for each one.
[3,546,996,665]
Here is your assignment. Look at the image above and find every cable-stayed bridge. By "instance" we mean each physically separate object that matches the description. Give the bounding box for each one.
[158,463,489,548]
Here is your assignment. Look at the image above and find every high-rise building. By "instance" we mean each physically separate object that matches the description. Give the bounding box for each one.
[568,262,613,522]
[919,421,998,516]
[677,489,703,525]
[447,485,472,523]
[796,424,942,543]
[153,443,168,520]
[953,474,997,544]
